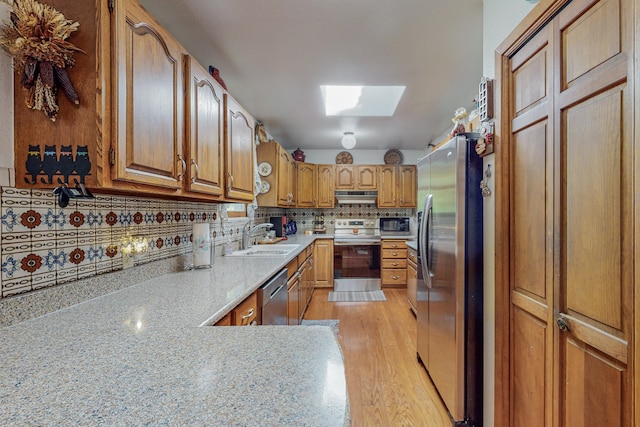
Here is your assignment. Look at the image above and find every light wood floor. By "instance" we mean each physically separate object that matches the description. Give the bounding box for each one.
[303,287,452,426]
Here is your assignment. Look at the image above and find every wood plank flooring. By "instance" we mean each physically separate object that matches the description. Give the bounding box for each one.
[303,288,452,426]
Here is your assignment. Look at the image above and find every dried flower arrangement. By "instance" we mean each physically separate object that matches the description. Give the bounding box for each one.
[0,0,84,121]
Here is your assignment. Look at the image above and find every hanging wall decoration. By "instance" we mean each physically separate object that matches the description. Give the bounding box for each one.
[0,0,84,121]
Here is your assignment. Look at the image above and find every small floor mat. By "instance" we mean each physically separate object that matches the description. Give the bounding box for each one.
[328,290,387,302]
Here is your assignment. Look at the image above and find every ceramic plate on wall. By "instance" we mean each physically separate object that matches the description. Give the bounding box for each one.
[384,149,403,165]
[259,180,271,193]
[258,162,272,176]
[335,151,353,164]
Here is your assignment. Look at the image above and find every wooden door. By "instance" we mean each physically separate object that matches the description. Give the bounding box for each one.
[297,163,317,207]
[317,165,335,208]
[378,165,397,207]
[224,94,255,202]
[335,165,355,189]
[498,0,634,425]
[398,165,417,207]
[113,0,185,189]
[356,165,377,190]
[184,56,224,197]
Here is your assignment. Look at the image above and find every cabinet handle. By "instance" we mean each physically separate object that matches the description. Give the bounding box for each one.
[177,155,187,181]
[557,317,570,332]
[191,159,199,183]
[227,172,234,190]
[392,244,398,248]
[392,262,398,266]
[392,252,398,256]
[240,308,255,325]
[392,276,399,280]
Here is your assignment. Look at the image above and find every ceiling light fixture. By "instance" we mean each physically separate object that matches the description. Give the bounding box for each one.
[341,132,356,149]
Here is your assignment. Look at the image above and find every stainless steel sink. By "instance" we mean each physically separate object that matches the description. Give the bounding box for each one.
[226,244,300,257]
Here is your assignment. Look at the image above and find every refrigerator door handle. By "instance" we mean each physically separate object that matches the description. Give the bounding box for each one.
[419,194,433,288]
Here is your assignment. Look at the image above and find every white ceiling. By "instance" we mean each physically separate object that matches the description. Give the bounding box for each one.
[138,0,484,151]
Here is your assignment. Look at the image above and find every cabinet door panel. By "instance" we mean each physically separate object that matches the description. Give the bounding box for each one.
[185,57,224,196]
[398,165,417,207]
[115,1,184,188]
[317,165,335,208]
[224,95,255,201]
[297,163,317,207]
[378,166,396,207]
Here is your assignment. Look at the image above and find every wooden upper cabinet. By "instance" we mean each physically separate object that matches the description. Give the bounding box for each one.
[112,0,186,189]
[256,141,296,207]
[184,56,224,197]
[377,165,417,208]
[335,165,377,190]
[335,165,356,189]
[378,165,397,207]
[398,165,416,207]
[224,94,255,202]
[277,148,296,206]
[357,165,377,190]
[316,164,335,208]
[296,162,317,207]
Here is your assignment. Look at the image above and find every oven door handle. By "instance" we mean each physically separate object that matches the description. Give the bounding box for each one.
[334,240,381,246]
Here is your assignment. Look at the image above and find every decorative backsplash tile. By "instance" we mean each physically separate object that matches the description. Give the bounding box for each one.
[1,185,415,300]
[0,187,249,299]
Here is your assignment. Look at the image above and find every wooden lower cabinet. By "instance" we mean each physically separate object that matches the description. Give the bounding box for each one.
[381,239,407,287]
[314,239,334,288]
[287,272,300,325]
[406,247,417,314]
[214,291,258,326]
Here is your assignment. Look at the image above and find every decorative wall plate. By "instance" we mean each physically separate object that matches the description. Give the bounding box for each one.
[384,149,403,165]
[335,151,353,164]
[258,162,272,176]
[259,180,271,194]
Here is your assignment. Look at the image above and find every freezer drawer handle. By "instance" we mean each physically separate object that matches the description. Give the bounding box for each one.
[557,317,570,332]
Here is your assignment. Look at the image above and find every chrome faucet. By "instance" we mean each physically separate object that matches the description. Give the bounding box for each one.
[242,222,274,249]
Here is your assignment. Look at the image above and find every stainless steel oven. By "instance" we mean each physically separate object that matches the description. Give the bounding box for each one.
[333,219,381,292]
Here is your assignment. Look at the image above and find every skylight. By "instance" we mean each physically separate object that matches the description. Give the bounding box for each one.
[321,85,405,116]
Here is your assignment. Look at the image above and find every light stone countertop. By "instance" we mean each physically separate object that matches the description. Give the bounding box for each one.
[0,234,348,426]
[406,240,418,250]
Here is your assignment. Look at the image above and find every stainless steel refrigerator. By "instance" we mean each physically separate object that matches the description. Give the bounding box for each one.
[417,133,483,426]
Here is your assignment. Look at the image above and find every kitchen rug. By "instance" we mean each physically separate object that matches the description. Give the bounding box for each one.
[328,290,386,302]
[300,319,340,334]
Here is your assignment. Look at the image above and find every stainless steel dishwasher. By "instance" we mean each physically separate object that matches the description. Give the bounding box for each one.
[258,268,288,325]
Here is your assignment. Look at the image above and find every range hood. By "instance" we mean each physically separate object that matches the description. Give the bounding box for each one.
[334,191,378,205]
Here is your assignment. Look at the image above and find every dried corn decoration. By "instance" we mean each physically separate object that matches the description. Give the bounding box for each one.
[0,0,84,121]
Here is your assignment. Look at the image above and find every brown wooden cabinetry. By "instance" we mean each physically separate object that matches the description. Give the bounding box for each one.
[256,141,296,207]
[296,162,316,207]
[335,165,377,190]
[12,0,253,203]
[224,94,255,202]
[287,271,300,325]
[316,165,335,208]
[214,291,258,326]
[314,239,334,288]
[397,165,417,207]
[381,239,407,287]
[378,165,417,208]
[184,56,224,197]
[406,247,418,314]
[112,0,186,190]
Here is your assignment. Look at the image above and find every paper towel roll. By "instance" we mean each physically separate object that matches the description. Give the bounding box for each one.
[192,223,211,268]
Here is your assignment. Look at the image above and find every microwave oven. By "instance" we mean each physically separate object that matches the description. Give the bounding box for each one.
[379,217,410,233]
